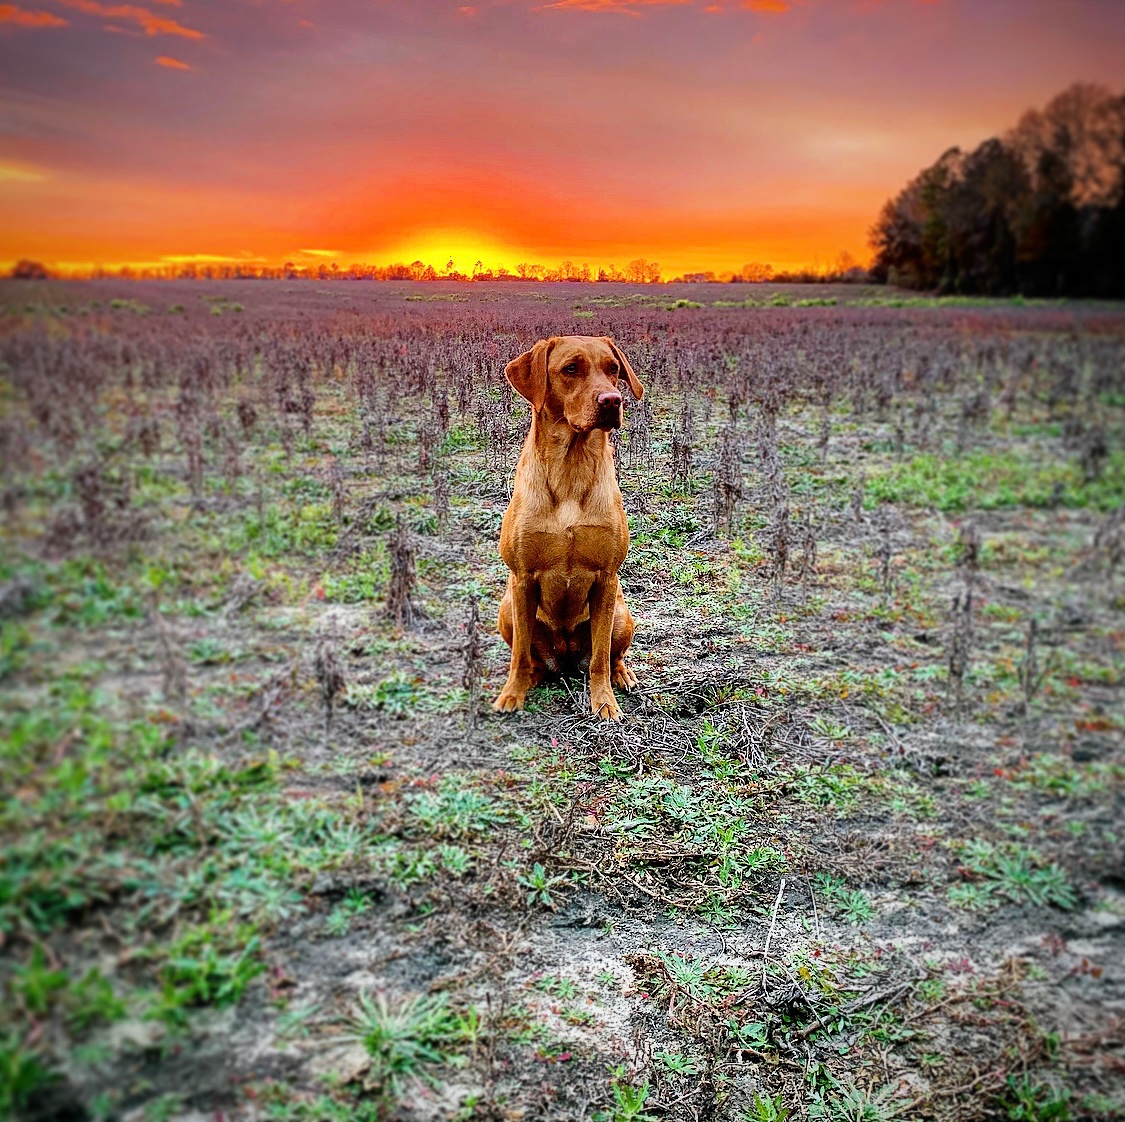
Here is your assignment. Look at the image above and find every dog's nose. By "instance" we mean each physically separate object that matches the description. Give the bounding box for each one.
[597,391,622,409]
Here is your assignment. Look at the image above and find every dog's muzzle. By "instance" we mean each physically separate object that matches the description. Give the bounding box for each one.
[595,390,623,430]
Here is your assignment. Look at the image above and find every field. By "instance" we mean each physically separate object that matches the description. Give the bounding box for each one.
[1,279,1123,1122]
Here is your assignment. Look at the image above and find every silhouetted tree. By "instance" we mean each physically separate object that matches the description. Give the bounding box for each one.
[871,84,1124,297]
[11,260,49,280]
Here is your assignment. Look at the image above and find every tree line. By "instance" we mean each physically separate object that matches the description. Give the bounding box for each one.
[8,257,667,285]
[870,83,1124,297]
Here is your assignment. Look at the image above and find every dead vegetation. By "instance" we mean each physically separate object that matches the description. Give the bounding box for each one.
[0,279,1122,1122]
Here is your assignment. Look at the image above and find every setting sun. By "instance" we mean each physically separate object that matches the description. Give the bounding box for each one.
[379,229,527,276]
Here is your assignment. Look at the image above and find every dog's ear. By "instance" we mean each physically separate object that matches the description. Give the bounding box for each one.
[505,337,558,410]
[604,338,644,400]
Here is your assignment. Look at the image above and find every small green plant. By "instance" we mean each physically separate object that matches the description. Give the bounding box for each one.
[144,1094,186,1122]
[947,882,996,911]
[344,672,418,717]
[651,951,716,1003]
[341,990,474,1100]
[917,978,946,1004]
[956,842,1076,910]
[186,636,240,665]
[814,874,876,925]
[156,929,265,1023]
[10,946,69,1014]
[0,620,31,680]
[594,1074,656,1122]
[728,1018,772,1051]
[518,863,568,908]
[743,1091,792,1122]
[408,779,507,839]
[790,765,866,816]
[67,967,127,1032]
[807,1065,910,1120]
[438,844,472,876]
[808,716,853,742]
[0,1032,54,1118]
[1000,1075,1071,1121]
[385,845,437,887]
[534,975,579,1000]
[326,888,374,936]
[653,1049,701,1077]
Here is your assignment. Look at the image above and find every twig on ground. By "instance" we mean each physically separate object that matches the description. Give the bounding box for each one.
[762,876,787,983]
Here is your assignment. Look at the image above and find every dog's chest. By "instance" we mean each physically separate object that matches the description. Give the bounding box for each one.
[527,498,623,572]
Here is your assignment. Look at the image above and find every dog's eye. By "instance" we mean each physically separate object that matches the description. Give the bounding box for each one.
[608,363,620,376]
[562,362,579,374]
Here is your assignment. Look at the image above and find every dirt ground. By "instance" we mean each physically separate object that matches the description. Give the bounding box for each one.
[1,279,1123,1122]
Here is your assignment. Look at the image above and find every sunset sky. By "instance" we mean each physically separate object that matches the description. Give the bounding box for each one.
[1,0,1122,276]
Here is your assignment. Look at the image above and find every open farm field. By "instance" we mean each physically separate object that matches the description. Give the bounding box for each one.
[1,279,1123,1122]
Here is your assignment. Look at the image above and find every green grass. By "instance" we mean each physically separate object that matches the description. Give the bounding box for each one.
[867,450,1124,511]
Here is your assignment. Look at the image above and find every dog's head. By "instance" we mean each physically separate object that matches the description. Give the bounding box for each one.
[504,335,644,433]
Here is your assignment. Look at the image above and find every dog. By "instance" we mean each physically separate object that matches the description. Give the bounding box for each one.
[493,335,644,721]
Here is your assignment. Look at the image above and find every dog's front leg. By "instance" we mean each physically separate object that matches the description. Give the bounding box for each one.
[494,573,538,712]
[588,572,622,721]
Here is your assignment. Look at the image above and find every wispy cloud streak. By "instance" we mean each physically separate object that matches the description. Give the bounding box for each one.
[56,0,203,38]
[0,3,68,27]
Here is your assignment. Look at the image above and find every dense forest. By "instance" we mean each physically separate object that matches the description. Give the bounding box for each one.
[870,83,1125,297]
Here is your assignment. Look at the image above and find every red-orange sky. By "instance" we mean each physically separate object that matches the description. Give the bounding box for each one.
[1,0,1122,276]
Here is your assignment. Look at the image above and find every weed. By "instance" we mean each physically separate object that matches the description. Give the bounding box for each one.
[0,1032,53,1116]
[593,1075,657,1122]
[807,1065,910,1120]
[10,946,69,1015]
[314,636,345,745]
[1000,1075,1071,1121]
[438,844,472,876]
[790,765,867,816]
[743,1092,793,1122]
[341,990,474,1100]
[67,967,127,1032]
[947,882,996,911]
[344,672,419,717]
[518,863,569,908]
[955,841,1076,910]
[144,1094,186,1122]
[325,888,373,936]
[407,777,507,838]
[384,515,417,628]
[653,1049,701,1076]
[814,875,875,925]
[156,927,265,1024]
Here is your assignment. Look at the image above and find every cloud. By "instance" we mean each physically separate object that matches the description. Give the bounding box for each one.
[160,253,267,264]
[56,0,203,38]
[0,159,50,181]
[155,53,189,68]
[0,3,68,27]
[537,0,792,11]
[538,0,692,13]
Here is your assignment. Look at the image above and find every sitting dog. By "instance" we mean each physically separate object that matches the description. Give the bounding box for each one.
[493,335,644,721]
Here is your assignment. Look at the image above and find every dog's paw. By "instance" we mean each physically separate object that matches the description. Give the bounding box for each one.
[591,693,622,722]
[612,662,638,690]
[492,689,526,713]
